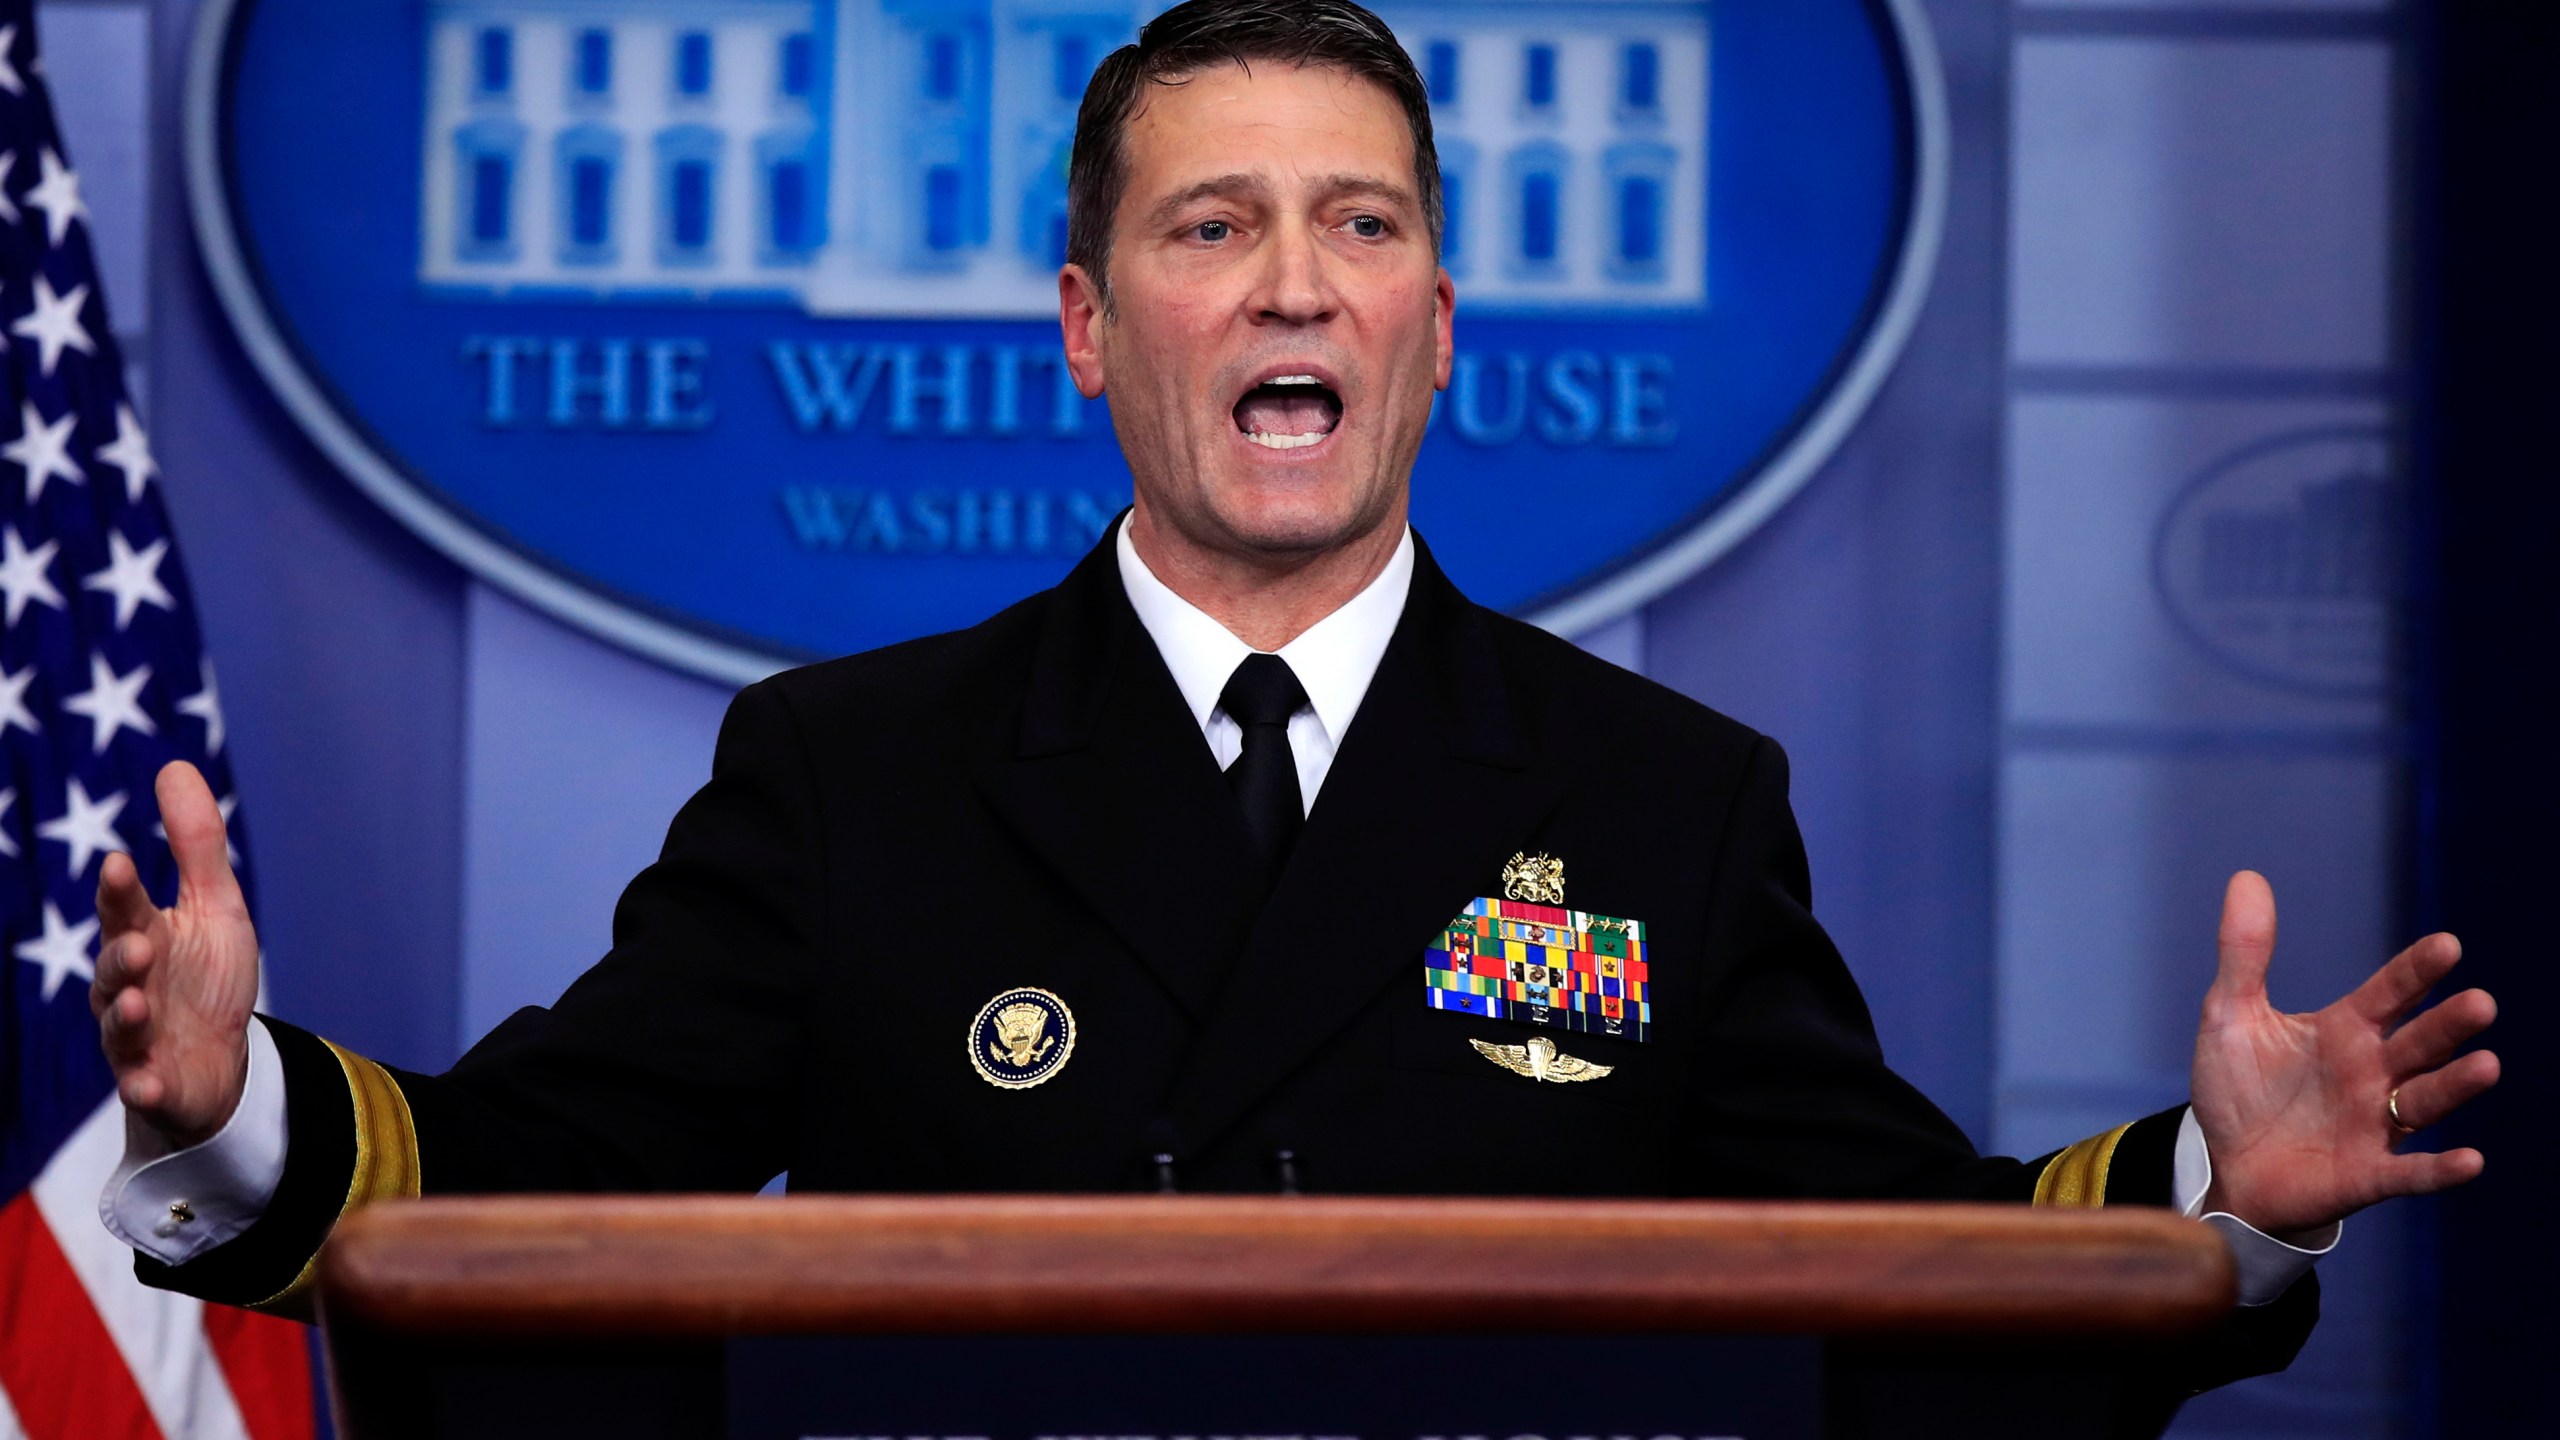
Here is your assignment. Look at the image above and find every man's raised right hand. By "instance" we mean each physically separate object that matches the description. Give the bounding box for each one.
[90,760,262,1149]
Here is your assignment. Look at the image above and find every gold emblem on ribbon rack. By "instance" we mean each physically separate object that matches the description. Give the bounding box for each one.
[1470,1034,1614,1083]
[1500,851,1566,905]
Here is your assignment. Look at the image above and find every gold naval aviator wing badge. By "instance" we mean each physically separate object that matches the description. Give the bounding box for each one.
[1471,1033,1614,1083]
[968,987,1077,1090]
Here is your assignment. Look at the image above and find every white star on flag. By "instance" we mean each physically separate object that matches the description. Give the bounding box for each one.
[10,273,93,377]
[13,900,97,1002]
[0,786,15,858]
[5,400,83,503]
[96,404,158,501]
[0,523,62,624]
[61,651,154,753]
[0,26,20,98]
[82,530,174,630]
[25,148,86,250]
[0,151,18,226]
[0,663,36,736]
[179,659,225,754]
[37,775,127,878]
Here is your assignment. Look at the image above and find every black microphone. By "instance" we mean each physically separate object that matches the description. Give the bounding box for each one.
[1262,1113,1305,1195]
[1142,1118,1184,1194]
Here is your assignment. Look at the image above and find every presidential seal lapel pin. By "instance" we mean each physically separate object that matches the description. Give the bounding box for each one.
[1471,1034,1614,1083]
[1421,853,1654,1042]
[968,987,1076,1090]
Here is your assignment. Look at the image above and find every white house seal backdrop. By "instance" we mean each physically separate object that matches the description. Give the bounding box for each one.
[189,0,1944,681]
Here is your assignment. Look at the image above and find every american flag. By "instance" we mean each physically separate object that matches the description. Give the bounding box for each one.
[0,5,316,1437]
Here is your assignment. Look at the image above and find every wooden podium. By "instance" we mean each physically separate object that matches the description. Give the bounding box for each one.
[315,1196,2236,1440]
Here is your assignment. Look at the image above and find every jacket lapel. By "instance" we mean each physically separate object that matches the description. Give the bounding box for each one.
[1167,540,1562,1154]
[974,535,1261,1022]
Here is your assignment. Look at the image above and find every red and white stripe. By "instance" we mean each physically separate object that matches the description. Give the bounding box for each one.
[0,1099,314,1440]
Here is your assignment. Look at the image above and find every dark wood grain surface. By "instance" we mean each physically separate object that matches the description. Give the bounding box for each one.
[315,1195,2236,1340]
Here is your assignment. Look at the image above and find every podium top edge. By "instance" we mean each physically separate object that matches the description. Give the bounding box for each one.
[318,1196,2238,1341]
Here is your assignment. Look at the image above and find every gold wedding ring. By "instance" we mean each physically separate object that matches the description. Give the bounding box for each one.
[2388,1087,2415,1136]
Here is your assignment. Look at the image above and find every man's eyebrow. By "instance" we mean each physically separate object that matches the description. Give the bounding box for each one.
[1313,174,1417,210]
[1144,174,1269,228]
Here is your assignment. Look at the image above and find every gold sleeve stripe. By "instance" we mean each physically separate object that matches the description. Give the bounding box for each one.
[331,1041,424,1209]
[248,1041,423,1315]
[2031,1121,2135,1208]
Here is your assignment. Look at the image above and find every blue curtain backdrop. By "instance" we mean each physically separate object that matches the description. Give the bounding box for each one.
[2413,3,2554,1436]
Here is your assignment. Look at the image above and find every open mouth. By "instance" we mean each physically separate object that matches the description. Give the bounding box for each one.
[1233,374,1343,451]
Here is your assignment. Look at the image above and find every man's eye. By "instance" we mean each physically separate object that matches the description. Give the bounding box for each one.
[1349,215,1385,238]
[1194,220,1231,242]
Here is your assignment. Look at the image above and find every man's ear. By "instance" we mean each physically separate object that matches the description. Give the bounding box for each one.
[1433,265,1457,391]
[1059,264,1109,399]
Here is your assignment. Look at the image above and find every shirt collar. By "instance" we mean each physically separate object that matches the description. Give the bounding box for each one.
[1116,519,1415,744]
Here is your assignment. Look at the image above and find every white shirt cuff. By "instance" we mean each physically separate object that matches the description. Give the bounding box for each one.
[98,1018,290,1265]
[2174,1106,2339,1307]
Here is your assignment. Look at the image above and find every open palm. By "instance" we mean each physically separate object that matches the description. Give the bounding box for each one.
[2190,871,2499,1237]
[89,760,264,1149]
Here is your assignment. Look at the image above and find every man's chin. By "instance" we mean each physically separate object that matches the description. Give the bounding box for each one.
[1206,496,1397,564]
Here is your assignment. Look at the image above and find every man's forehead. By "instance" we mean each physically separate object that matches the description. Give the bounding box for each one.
[1121,60,1415,186]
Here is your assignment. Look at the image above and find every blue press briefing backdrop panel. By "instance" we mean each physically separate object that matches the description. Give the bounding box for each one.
[192,0,1940,680]
[45,0,2442,1433]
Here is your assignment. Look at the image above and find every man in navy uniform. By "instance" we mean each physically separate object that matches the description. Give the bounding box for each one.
[89,0,2495,1397]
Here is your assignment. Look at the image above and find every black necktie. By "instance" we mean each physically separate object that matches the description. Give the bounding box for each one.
[1220,653,1309,887]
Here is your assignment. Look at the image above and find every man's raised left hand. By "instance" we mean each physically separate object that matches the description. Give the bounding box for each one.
[2190,870,2500,1237]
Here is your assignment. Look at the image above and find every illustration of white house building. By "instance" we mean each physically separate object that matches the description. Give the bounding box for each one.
[418,0,1709,316]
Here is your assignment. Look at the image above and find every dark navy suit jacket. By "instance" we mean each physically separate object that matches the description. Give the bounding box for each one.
[140,527,2315,1391]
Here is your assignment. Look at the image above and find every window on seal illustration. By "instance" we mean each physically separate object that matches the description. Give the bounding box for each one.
[1617,175,1661,270]
[781,33,816,100]
[1055,33,1092,103]
[673,163,713,249]
[469,154,512,248]
[1604,142,1674,283]
[1505,143,1568,276]
[656,126,721,265]
[574,29,611,96]
[760,133,821,263]
[474,27,512,97]
[675,31,714,98]
[1425,40,1458,107]
[1436,139,1475,277]
[1522,42,1556,111]
[1020,192,1069,267]
[452,119,523,264]
[772,161,809,251]
[556,125,621,265]
[925,164,964,252]
[925,33,963,102]
[1620,43,1659,115]
[1521,172,1559,262]
[1020,136,1073,265]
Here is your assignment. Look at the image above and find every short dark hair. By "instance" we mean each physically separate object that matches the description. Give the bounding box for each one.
[1065,0,1443,306]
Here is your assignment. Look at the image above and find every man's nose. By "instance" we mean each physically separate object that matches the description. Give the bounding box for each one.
[1248,217,1338,325]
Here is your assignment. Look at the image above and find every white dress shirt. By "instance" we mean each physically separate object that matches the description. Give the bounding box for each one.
[105,522,2333,1304]
[1115,518,1414,812]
